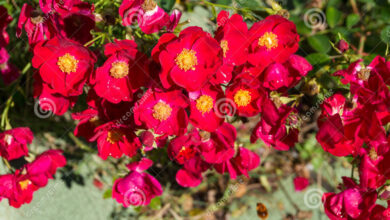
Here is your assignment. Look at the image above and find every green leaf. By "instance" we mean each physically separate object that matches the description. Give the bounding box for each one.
[307,35,331,53]
[103,189,112,199]
[306,53,330,65]
[346,14,360,28]
[326,6,342,28]
[149,197,161,210]
[380,26,390,44]
[158,0,175,12]
[216,0,232,5]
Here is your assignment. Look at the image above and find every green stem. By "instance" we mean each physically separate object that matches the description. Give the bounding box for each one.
[84,34,105,47]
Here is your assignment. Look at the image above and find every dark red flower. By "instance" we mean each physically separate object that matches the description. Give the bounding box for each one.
[293,177,309,192]
[17,4,57,47]
[0,150,66,208]
[248,15,299,69]
[0,6,12,46]
[134,89,189,136]
[337,40,349,53]
[199,123,236,164]
[152,27,222,91]
[214,147,260,179]
[322,177,377,220]
[112,158,162,207]
[92,122,141,160]
[251,98,299,151]
[55,1,96,45]
[39,0,76,14]
[0,127,33,161]
[32,37,96,97]
[92,40,149,103]
[119,0,181,34]
[189,84,224,132]
[168,130,210,187]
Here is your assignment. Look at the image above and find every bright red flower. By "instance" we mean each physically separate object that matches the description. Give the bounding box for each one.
[134,89,189,136]
[152,27,222,91]
[248,15,299,69]
[293,177,309,192]
[32,37,96,97]
[17,4,57,47]
[225,74,265,117]
[0,150,66,208]
[251,98,299,151]
[261,55,312,91]
[213,11,248,84]
[92,40,149,103]
[322,177,377,220]
[189,84,224,132]
[92,122,141,160]
[0,127,33,161]
[112,158,162,207]
[119,0,181,34]
[214,147,260,179]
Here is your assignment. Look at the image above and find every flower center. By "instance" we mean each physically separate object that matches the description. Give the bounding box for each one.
[358,69,370,81]
[177,146,196,161]
[106,130,124,144]
[220,40,229,57]
[175,49,198,71]
[3,134,13,145]
[110,61,129,79]
[31,16,44,25]
[57,53,79,74]
[152,101,172,121]
[234,89,252,107]
[0,63,6,70]
[196,95,214,114]
[142,0,157,11]
[369,147,378,161]
[19,179,32,191]
[258,32,279,51]
[89,116,103,126]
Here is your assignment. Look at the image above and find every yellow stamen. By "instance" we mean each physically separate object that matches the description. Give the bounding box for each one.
[57,53,79,74]
[106,130,124,144]
[196,95,214,114]
[258,32,279,51]
[110,61,129,79]
[234,89,252,107]
[142,0,157,11]
[358,69,370,81]
[152,101,172,121]
[19,179,31,191]
[175,49,198,71]
[221,40,229,57]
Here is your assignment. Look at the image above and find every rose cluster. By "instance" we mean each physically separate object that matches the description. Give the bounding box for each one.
[1,0,315,208]
[317,57,390,219]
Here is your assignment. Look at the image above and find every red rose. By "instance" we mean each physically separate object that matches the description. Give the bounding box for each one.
[32,37,96,97]
[92,40,149,103]
[119,0,181,34]
[248,15,299,69]
[134,89,189,136]
[189,83,224,132]
[152,27,222,91]
[0,127,33,161]
[112,158,162,207]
